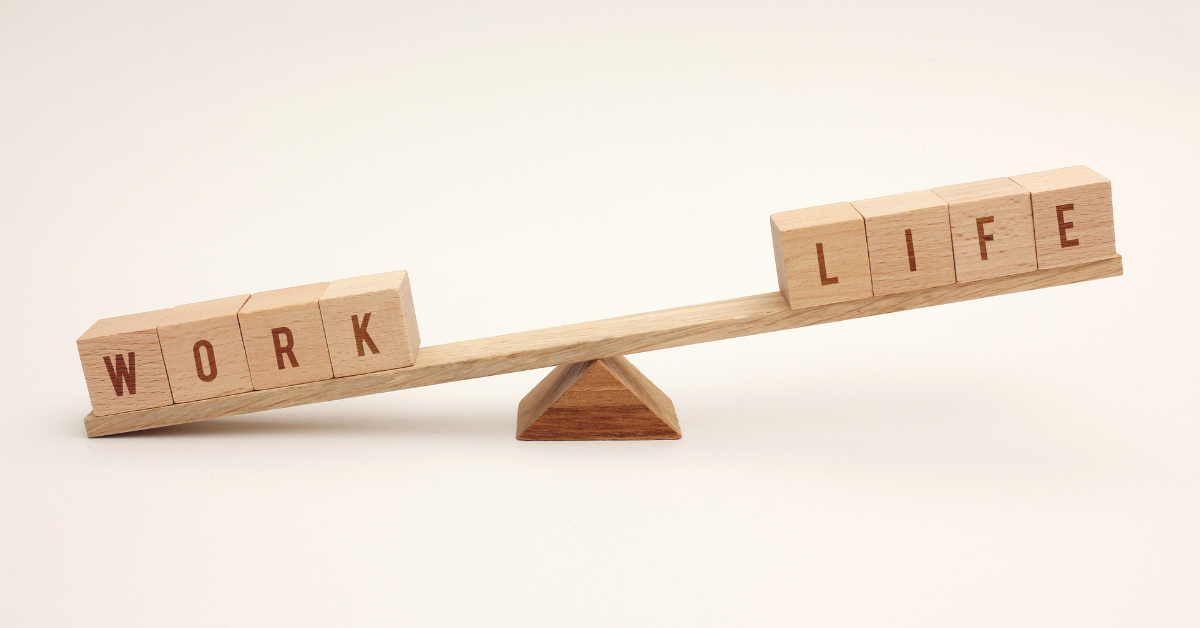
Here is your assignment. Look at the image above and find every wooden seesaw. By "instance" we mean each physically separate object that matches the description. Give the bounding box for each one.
[78,166,1122,439]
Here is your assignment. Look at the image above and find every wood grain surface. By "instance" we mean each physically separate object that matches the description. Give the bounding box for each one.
[84,255,1123,437]
[516,356,681,440]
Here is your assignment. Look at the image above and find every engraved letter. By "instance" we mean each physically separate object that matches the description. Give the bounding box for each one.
[272,327,299,369]
[103,353,136,396]
[1056,204,1079,247]
[816,243,838,286]
[351,313,380,357]
[905,229,917,271]
[193,340,218,382]
[976,216,995,261]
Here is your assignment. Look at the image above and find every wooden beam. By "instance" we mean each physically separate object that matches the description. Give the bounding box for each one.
[84,255,1122,437]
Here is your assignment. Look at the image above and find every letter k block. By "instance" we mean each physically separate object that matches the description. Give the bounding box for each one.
[319,271,421,377]
[238,283,333,390]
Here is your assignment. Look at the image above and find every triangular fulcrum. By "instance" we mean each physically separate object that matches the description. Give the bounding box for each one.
[516,355,681,440]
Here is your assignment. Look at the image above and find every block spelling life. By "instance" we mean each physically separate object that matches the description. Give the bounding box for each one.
[932,178,1037,282]
[238,283,334,390]
[158,295,254,403]
[319,271,421,378]
[78,309,174,416]
[771,202,873,309]
[852,190,956,296]
[1009,165,1117,269]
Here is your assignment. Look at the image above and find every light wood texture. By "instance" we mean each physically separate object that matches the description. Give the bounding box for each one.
[771,202,873,309]
[77,309,174,416]
[852,190,956,296]
[158,295,253,403]
[516,356,681,440]
[237,283,334,390]
[1009,166,1117,270]
[84,256,1122,437]
[932,178,1037,282]
[319,271,420,378]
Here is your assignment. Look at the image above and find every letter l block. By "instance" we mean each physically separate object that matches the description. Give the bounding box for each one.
[238,283,334,390]
[770,202,873,309]
[77,309,174,416]
[319,271,421,377]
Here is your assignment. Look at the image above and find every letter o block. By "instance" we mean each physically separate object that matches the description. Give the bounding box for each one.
[1010,166,1117,269]
[319,271,421,377]
[77,309,174,416]
[157,295,254,403]
[770,203,873,309]
[238,283,334,390]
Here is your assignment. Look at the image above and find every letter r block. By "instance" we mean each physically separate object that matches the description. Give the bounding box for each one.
[238,283,334,390]
[770,202,873,309]
[77,309,174,416]
[1009,166,1117,269]
[852,190,956,296]
[319,271,421,377]
[158,295,254,403]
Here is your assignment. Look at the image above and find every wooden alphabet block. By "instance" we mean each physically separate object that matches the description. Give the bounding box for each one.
[157,295,254,403]
[770,202,873,309]
[319,271,421,378]
[237,283,334,390]
[77,310,174,416]
[1009,166,1117,269]
[931,178,1037,282]
[851,190,956,296]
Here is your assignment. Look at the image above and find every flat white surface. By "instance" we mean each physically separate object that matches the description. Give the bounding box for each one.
[1,1,1197,625]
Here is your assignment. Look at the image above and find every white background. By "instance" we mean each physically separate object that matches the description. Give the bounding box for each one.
[2,1,1197,625]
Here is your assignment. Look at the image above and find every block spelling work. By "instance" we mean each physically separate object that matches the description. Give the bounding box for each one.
[1010,166,1116,269]
[238,283,334,390]
[157,295,253,403]
[77,310,174,416]
[852,190,956,296]
[319,271,420,378]
[932,178,1037,282]
[771,202,873,309]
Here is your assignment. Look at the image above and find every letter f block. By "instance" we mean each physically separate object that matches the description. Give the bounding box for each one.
[771,203,873,309]
[238,283,334,390]
[77,309,174,416]
[319,271,421,377]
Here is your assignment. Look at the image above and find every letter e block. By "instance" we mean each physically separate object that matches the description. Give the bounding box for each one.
[319,271,421,377]
[238,283,333,390]
[931,178,1037,282]
[770,202,873,309]
[158,295,254,403]
[1009,166,1117,269]
[851,190,955,296]
[77,309,174,416]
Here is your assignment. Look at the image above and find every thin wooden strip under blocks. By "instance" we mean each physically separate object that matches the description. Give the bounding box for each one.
[78,166,1121,439]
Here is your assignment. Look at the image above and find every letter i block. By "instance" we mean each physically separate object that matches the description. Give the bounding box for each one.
[770,202,873,309]
[319,271,421,377]
[931,178,1037,282]
[77,310,174,416]
[237,283,334,390]
[1009,166,1117,269]
[157,295,254,403]
[851,190,956,296]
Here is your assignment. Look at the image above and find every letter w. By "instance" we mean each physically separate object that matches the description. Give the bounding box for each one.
[103,352,137,396]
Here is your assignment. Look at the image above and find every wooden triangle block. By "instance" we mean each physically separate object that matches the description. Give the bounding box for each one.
[517,355,681,440]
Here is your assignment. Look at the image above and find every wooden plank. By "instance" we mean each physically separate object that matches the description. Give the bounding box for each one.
[84,255,1123,437]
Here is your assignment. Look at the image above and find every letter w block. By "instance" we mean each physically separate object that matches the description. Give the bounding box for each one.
[77,309,174,416]
[319,271,421,377]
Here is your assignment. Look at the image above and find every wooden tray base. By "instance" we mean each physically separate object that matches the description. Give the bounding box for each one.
[516,356,681,441]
